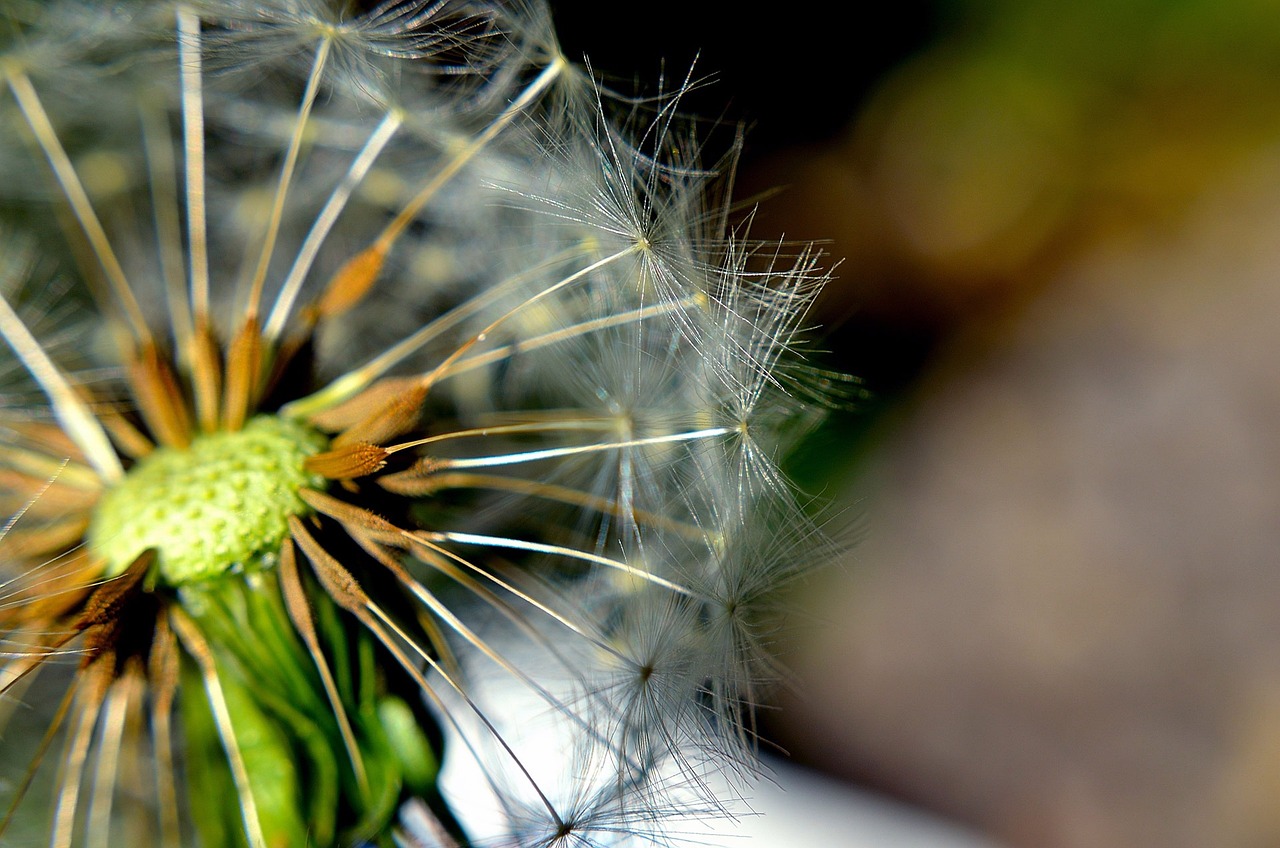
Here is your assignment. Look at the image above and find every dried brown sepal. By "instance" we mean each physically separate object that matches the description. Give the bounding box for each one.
[80,618,125,674]
[313,241,387,321]
[304,442,389,479]
[297,488,406,544]
[148,614,182,848]
[221,315,263,432]
[278,538,370,793]
[278,539,316,650]
[332,381,428,449]
[147,612,180,718]
[97,407,154,460]
[190,315,223,433]
[374,457,447,496]
[306,376,421,433]
[74,549,153,633]
[67,657,113,743]
[288,514,371,613]
[129,342,192,448]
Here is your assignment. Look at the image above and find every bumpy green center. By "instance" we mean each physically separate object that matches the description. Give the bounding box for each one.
[89,416,328,585]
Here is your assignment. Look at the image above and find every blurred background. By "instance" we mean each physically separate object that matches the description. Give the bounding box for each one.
[552,2,1280,846]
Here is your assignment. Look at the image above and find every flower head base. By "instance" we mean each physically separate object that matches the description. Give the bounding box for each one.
[0,1,843,846]
[89,416,327,583]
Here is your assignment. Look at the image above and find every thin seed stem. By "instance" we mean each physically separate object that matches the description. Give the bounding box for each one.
[52,666,111,848]
[169,608,269,848]
[4,69,151,342]
[436,426,733,471]
[360,539,574,717]
[0,550,103,606]
[0,674,77,841]
[348,529,466,676]
[0,293,122,482]
[385,418,615,454]
[278,539,370,797]
[177,7,209,319]
[0,646,53,698]
[374,57,565,252]
[427,531,701,598]
[439,296,698,380]
[289,517,565,829]
[306,244,637,436]
[264,109,403,342]
[85,672,137,848]
[407,554,554,669]
[0,464,59,545]
[408,534,626,663]
[244,37,333,319]
[414,245,638,394]
[409,472,711,540]
[280,244,589,419]
[281,60,569,418]
[366,603,565,830]
[401,538,650,778]
[139,103,192,350]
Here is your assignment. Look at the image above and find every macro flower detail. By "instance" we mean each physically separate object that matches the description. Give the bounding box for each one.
[89,416,327,583]
[0,2,836,847]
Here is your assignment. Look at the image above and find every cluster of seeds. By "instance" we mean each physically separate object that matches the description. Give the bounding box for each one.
[0,2,842,846]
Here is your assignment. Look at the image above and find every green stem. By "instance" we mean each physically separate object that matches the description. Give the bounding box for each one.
[176,561,448,846]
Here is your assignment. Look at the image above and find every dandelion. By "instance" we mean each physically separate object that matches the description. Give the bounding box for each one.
[0,1,837,846]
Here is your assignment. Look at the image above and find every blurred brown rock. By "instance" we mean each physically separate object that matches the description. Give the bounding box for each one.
[776,149,1280,848]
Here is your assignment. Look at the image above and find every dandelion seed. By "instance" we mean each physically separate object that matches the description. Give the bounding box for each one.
[0,1,838,846]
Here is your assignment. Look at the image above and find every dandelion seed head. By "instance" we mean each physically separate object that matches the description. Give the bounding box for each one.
[0,1,839,845]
